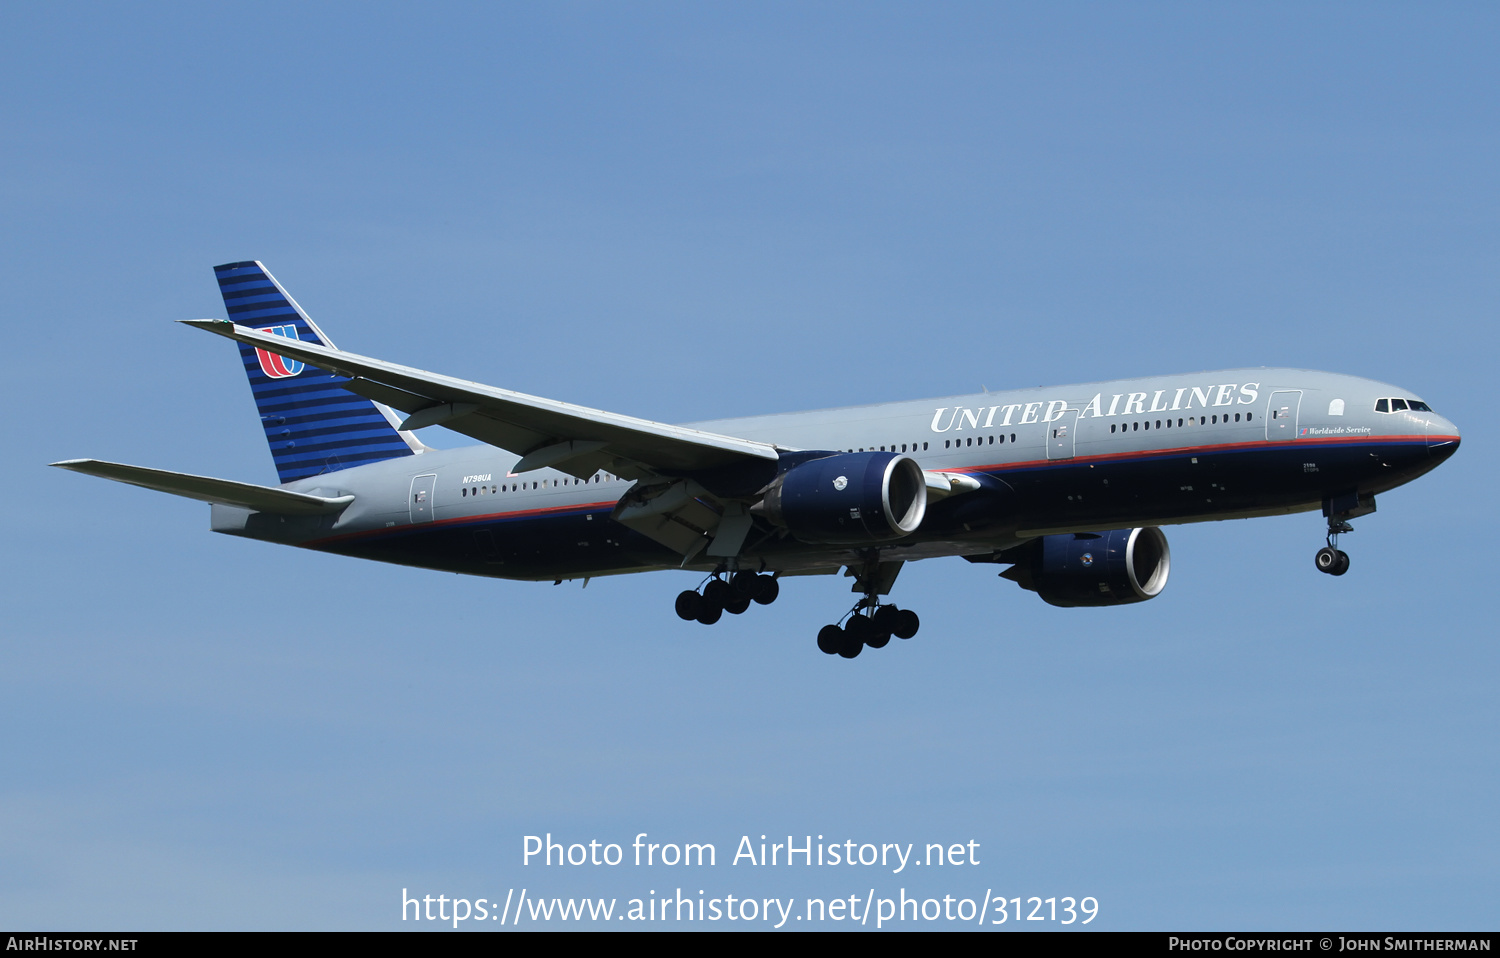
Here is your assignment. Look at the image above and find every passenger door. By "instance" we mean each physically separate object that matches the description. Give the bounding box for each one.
[409,474,437,523]
[1266,390,1302,441]
[1047,409,1079,460]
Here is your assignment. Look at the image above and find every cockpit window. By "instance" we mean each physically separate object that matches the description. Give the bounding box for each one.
[1375,397,1433,413]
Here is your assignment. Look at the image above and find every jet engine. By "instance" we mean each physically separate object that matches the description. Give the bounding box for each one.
[757,451,927,545]
[1000,527,1170,607]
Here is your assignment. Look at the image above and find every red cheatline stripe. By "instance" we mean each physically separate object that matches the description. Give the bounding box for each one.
[945,434,1447,475]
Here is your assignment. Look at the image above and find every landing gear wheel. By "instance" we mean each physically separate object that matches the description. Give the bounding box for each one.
[845,615,873,644]
[1315,546,1340,575]
[724,595,751,615]
[731,572,759,599]
[893,609,920,639]
[872,605,899,633]
[817,625,843,655]
[842,615,871,656]
[675,590,702,621]
[866,630,891,649]
[752,575,779,605]
[703,579,730,606]
[1331,549,1350,576]
[696,602,723,625]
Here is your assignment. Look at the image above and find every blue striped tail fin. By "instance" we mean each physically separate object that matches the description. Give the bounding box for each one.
[213,261,418,484]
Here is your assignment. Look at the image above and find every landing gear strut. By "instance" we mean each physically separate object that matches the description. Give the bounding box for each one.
[675,570,779,625]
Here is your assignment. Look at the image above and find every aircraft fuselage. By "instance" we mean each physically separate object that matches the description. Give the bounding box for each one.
[210,366,1459,582]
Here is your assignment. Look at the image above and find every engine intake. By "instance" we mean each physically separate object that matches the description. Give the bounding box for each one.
[758,451,927,544]
[1001,527,1170,607]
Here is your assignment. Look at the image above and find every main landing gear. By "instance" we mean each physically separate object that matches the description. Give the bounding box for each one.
[816,600,920,659]
[675,571,780,625]
[815,551,919,659]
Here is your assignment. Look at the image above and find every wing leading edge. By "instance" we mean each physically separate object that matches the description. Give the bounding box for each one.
[181,319,780,481]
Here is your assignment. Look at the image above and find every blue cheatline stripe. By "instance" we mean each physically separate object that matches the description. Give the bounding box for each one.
[214,260,415,484]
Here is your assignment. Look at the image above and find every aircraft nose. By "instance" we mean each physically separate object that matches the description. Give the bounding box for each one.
[1427,413,1460,455]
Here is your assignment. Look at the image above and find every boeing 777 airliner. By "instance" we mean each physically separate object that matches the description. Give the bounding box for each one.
[54,262,1461,658]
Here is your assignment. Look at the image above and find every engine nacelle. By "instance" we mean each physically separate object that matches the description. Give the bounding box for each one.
[1001,527,1171,607]
[758,451,927,545]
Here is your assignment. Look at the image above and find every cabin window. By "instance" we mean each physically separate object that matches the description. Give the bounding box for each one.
[1234,413,1241,422]
[1246,412,1253,421]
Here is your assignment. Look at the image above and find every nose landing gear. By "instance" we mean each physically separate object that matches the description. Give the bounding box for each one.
[1314,490,1373,577]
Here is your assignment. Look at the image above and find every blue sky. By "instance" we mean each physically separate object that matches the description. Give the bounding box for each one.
[2,2,1495,930]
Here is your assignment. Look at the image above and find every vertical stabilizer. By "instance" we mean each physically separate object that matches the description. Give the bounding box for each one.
[214,261,418,483]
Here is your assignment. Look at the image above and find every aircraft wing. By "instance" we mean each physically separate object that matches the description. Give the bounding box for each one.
[50,459,354,515]
[182,320,780,480]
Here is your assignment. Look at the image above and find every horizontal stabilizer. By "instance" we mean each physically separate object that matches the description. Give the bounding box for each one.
[50,459,354,515]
